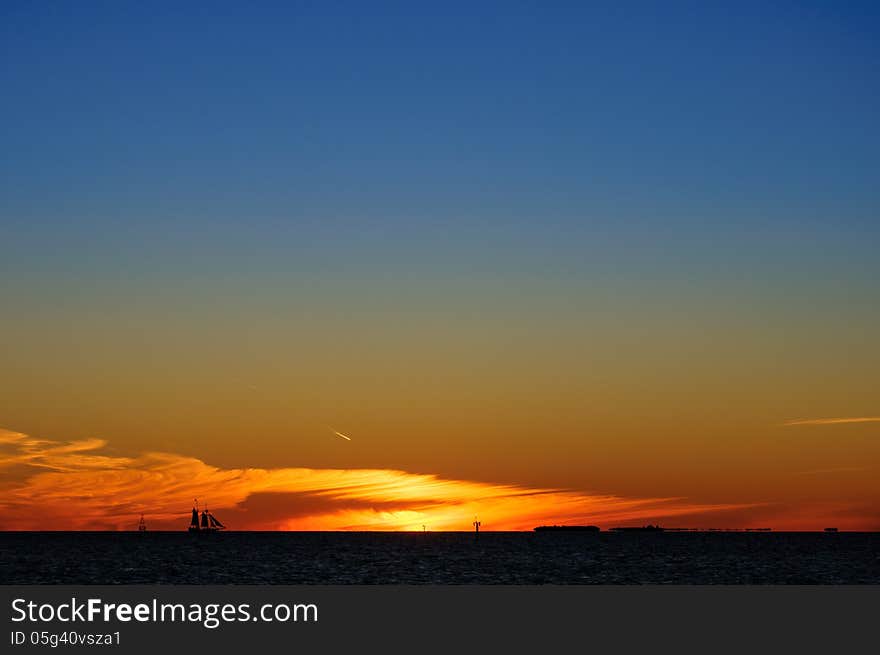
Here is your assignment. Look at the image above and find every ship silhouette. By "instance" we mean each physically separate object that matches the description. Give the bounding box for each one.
[610,524,664,532]
[188,500,225,533]
[534,525,600,532]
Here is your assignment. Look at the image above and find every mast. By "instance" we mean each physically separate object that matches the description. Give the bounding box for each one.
[188,498,225,532]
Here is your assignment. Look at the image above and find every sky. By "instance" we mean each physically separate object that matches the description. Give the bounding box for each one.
[1,1,878,531]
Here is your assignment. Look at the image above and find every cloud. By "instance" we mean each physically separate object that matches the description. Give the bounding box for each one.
[0,428,754,531]
[788,467,869,476]
[783,417,880,426]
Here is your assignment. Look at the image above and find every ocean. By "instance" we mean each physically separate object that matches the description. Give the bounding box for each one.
[1,531,877,584]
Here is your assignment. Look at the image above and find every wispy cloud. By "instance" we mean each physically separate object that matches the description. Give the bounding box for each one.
[0,428,752,531]
[783,417,880,427]
[788,467,868,476]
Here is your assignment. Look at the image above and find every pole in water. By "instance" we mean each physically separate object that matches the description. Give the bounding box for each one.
[473,517,481,537]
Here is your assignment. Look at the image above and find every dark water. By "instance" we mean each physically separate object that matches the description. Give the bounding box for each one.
[1,532,878,584]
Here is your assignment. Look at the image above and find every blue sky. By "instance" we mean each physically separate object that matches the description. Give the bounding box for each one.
[3,3,878,222]
[1,1,878,312]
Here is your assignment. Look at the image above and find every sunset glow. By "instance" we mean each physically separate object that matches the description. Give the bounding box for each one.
[1,428,876,531]
[0,428,751,531]
[1,4,879,538]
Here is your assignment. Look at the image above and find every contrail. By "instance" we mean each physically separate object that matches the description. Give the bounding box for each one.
[783,417,880,426]
[789,466,868,476]
[333,430,352,441]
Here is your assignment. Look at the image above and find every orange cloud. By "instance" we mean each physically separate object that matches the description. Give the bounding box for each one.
[0,428,752,531]
[783,417,880,426]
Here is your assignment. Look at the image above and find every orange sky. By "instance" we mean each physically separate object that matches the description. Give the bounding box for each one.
[1,427,876,531]
[2,281,878,532]
[2,2,879,535]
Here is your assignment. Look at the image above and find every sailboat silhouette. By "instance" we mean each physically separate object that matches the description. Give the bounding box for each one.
[188,499,226,533]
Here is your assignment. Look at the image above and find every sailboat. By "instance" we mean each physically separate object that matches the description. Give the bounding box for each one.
[138,514,147,532]
[188,500,226,533]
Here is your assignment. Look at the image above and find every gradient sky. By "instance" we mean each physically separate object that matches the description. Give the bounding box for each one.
[1,1,878,530]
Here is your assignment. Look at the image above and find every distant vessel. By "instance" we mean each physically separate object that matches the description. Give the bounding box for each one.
[188,501,225,533]
[138,514,147,532]
[824,527,839,532]
[534,525,600,532]
[610,524,665,532]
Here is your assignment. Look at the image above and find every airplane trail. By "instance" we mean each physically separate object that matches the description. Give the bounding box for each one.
[783,417,880,426]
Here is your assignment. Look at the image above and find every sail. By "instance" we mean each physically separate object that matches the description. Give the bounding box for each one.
[208,513,225,529]
[200,511,209,528]
[190,508,199,527]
